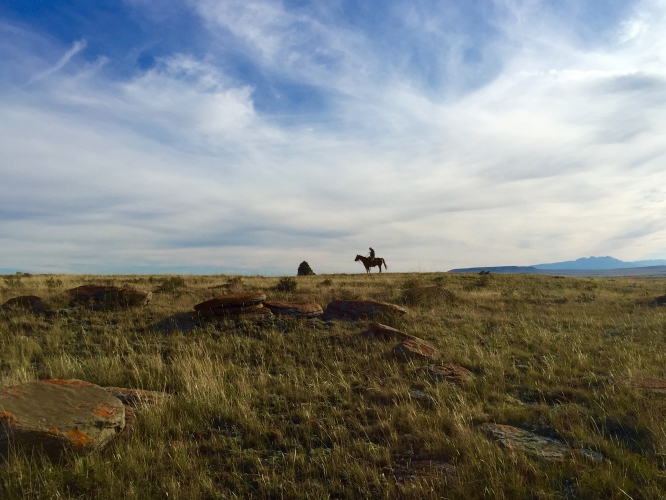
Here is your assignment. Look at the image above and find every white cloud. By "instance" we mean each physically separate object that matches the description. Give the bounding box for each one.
[2,0,666,273]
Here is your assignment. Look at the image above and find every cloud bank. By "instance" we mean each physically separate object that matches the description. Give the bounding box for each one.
[1,0,666,274]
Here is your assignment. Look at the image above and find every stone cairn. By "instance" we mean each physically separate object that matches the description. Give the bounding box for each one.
[297,261,315,276]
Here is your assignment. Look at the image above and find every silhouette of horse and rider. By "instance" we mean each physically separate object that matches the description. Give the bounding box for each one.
[355,247,387,273]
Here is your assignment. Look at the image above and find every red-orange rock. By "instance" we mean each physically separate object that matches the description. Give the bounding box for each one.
[0,296,46,315]
[264,301,323,318]
[393,338,440,362]
[323,300,408,320]
[362,323,414,341]
[194,292,266,311]
[426,364,475,384]
[66,285,152,309]
[0,379,125,459]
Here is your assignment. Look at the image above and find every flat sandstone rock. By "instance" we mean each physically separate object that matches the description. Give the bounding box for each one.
[323,300,407,320]
[194,292,266,312]
[362,323,414,341]
[66,285,152,309]
[426,364,475,384]
[0,379,125,459]
[393,338,440,362]
[264,301,323,318]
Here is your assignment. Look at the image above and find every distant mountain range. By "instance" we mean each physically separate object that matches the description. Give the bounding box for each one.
[449,256,666,277]
[533,256,666,270]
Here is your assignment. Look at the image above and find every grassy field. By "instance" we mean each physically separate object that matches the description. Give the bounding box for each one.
[1,271,665,499]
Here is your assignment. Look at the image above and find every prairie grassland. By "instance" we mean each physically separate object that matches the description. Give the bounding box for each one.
[0,272,665,499]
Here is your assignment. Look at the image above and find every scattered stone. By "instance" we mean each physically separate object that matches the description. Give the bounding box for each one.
[426,364,475,384]
[297,261,315,276]
[408,390,436,406]
[361,323,414,341]
[103,387,169,406]
[478,423,569,462]
[264,301,323,318]
[0,379,125,459]
[393,338,440,362]
[66,285,152,309]
[0,296,47,315]
[479,270,491,276]
[323,300,408,320]
[194,292,266,312]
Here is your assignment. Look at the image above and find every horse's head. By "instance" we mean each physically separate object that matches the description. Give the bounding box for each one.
[354,255,362,261]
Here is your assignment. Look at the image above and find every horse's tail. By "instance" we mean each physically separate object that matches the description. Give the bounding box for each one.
[382,258,387,270]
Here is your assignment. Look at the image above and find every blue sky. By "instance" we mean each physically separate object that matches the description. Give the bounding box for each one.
[1,0,665,274]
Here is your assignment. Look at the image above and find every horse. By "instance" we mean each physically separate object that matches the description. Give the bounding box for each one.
[355,254,387,273]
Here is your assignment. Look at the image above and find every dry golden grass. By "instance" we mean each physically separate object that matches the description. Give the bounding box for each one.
[0,271,665,499]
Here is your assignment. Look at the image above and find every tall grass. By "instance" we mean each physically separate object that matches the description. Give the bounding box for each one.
[0,272,665,498]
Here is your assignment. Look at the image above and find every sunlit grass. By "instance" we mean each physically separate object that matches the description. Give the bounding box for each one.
[1,272,665,498]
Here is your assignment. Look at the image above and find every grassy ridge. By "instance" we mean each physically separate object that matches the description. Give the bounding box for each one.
[0,272,665,499]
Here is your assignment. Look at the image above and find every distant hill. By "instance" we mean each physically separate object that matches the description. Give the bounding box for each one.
[533,256,666,270]
[449,255,666,277]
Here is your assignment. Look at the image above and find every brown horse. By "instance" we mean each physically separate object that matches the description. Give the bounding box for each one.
[355,254,387,273]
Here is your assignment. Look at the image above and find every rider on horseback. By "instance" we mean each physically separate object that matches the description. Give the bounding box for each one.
[368,247,375,259]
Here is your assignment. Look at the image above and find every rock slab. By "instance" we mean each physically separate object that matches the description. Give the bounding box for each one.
[393,338,440,362]
[479,423,568,462]
[194,292,266,312]
[0,296,46,315]
[264,301,323,318]
[361,323,414,341]
[0,379,125,459]
[323,300,408,320]
[427,364,475,384]
[66,285,152,309]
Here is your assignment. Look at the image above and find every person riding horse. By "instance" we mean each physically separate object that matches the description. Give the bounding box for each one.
[355,249,386,273]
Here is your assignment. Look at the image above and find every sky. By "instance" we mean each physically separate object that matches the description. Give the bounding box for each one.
[1,0,665,275]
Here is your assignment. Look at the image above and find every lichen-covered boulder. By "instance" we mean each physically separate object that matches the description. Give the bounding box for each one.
[361,322,414,341]
[0,296,46,315]
[66,285,152,309]
[323,300,407,320]
[0,379,125,459]
[393,338,440,362]
[264,301,323,318]
[194,292,266,311]
[478,423,568,462]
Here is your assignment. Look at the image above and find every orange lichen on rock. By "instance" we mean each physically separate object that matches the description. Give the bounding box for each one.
[93,402,119,418]
[48,428,60,436]
[0,411,17,426]
[66,430,91,448]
